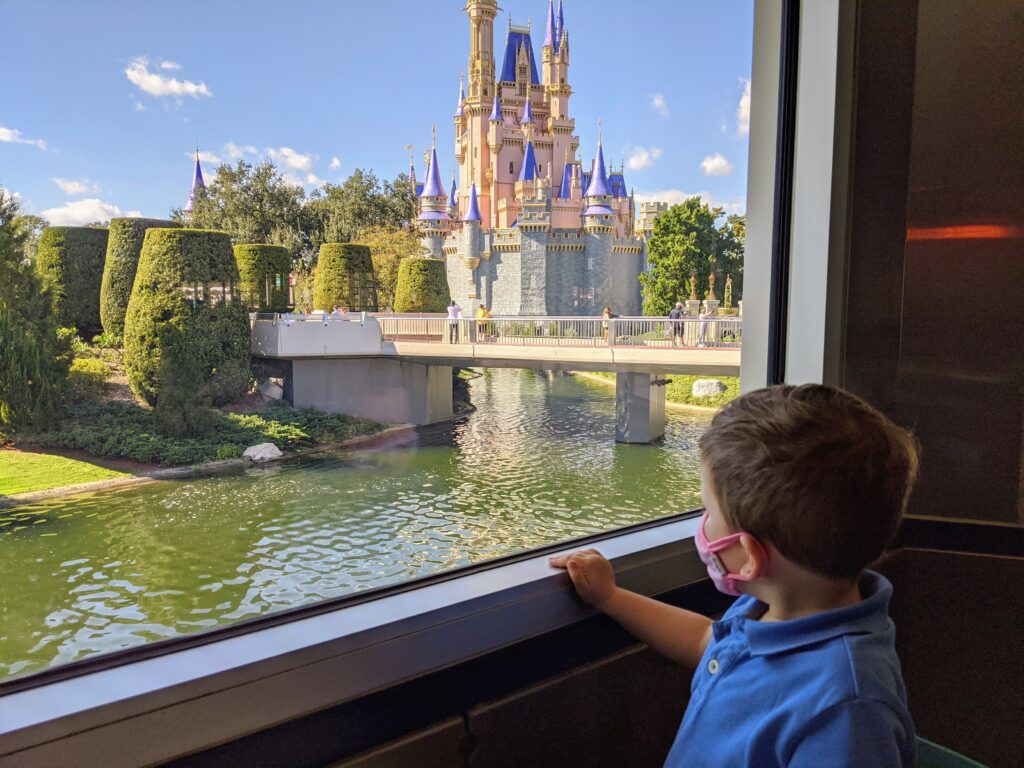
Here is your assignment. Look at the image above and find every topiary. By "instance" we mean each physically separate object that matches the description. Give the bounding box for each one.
[393,257,451,312]
[100,217,180,338]
[123,229,251,424]
[36,226,109,333]
[312,243,377,312]
[234,244,291,311]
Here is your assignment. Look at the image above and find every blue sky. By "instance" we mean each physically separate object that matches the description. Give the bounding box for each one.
[2,0,753,225]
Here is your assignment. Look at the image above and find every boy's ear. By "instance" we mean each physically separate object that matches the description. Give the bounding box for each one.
[737,535,765,580]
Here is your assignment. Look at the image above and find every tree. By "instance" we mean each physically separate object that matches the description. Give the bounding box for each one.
[356,226,422,310]
[306,169,418,246]
[639,198,745,315]
[0,189,69,433]
[312,244,377,312]
[176,161,315,264]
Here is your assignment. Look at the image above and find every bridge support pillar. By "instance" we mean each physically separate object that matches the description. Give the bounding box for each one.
[615,373,666,443]
[291,359,453,426]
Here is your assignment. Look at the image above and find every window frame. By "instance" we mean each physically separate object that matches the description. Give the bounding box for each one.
[0,1,807,764]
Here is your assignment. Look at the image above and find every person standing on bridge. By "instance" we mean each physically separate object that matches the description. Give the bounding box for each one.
[669,302,684,346]
[448,300,463,343]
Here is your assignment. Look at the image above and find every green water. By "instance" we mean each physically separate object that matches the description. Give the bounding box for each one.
[0,369,711,680]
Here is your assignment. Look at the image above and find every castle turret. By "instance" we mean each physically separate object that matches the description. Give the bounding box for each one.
[448,171,459,219]
[464,183,482,223]
[582,123,615,232]
[184,149,206,213]
[466,0,498,102]
[418,129,452,256]
[520,96,534,127]
[454,74,465,118]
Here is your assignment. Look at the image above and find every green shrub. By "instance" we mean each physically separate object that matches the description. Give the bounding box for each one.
[91,331,122,348]
[1,194,70,434]
[36,226,109,333]
[67,358,111,400]
[313,243,377,312]
[215,443,243,460]
[234,244,291,312]
[20,400,381,466]
[100,218,180,337]
[393,257,450,312]
[123,229,251,421]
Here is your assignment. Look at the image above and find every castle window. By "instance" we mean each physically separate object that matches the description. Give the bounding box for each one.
[587,257,594,270]
[509,161,514,174]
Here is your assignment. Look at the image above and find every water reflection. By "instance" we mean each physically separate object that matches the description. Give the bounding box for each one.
[0,369,710,679]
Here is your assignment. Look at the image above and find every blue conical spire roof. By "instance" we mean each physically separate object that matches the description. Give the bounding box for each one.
[519,140,538,182]
[449,172,458,203]
[464,183,482,222]
[520,97,534,126]
[544,0,556,48]
[489,90,501,122]
[421,141,447,199]
[555,1,565,51]
[184,150,206,212]
[559,160,574,198]
[454,76,465,118]
[585,128,612,198]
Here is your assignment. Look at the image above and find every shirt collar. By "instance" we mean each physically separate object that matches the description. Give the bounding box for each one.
[729,571,893,657]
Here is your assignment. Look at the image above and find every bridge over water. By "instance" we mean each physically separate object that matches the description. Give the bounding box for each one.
[251,313,742,443]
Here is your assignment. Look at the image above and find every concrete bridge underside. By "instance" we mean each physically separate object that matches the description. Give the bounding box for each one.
[252,318,739,443]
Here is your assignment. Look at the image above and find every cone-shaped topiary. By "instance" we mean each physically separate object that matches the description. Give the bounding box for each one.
[312,243,377,312]
[36,226,109,333]
[100,217,181,338]
[234,244,291,312]
[123,229,251,425]
[393,257,451,312]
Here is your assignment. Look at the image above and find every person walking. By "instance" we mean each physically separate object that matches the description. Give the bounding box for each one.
[476,304,491,339]
[668,301,684,346]
[698,307,709,347]
[448,300,463,343]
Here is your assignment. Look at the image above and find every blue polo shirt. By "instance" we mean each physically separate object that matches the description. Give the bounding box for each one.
[664,571,916,767]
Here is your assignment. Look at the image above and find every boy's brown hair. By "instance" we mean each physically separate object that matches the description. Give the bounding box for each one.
[698,384,919,579]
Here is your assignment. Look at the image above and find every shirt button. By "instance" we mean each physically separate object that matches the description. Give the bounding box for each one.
[707,659,720,675]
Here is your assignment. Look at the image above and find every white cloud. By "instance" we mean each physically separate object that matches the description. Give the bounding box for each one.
[125,210,144,217]
[125,56,212,99]
[635,189,745,215]
[224,141,258,160]
[700,153,735,177]
[133,101,146,112]
[648,93,669,119]
[736,78,751,137]
[268,146,315,173]
[52,177,100,195]
[329,156,341,171]
[1,187,22,203]
[625,145,663,171]
[159,60,182,71]
[0,124,47,150]
[306,173,325,187]
[189,150,223,165]
[41,198,124,226]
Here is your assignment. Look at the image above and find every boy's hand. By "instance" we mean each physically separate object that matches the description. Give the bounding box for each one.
[548,549,617,609]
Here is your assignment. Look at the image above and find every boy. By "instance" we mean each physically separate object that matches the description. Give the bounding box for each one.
[550,384,920,767]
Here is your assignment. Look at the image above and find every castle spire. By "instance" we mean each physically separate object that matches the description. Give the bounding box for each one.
[420,127,447,201]
[489,89,501,122]
[585,120,612,198]
[519,137,538,182]
[454,72,465,117]
[543,0,555,48]
[184,147,206,213]
[520,95,534,126]
[464,183,482,222]
[555,1,564,51]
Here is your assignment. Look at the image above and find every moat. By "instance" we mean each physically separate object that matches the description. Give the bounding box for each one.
[0,369,711,680]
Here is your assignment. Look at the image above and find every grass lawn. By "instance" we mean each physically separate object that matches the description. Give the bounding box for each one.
[0,451,131,496]
[578,372,740,408]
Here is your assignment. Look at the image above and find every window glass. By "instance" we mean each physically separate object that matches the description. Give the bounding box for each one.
[0,0,754,682]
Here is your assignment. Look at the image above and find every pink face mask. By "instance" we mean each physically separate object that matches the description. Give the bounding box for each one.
[694,510,769,596]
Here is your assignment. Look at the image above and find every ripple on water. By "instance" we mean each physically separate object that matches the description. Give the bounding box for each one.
[0,369,709,680]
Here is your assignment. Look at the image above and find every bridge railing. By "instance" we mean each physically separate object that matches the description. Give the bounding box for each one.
[371,314,742,349]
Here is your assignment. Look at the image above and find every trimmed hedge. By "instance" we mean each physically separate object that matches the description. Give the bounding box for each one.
[36,226,109,333]
[312,243,377,312]
[393,257,451,312]
[234,244,291,311]
[123,229,251,432]
[100,217,180,338]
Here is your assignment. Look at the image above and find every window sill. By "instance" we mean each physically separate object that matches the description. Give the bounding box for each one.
[0,515,705,768]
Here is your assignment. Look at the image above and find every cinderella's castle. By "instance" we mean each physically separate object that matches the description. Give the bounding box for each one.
[412,0,644,316]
